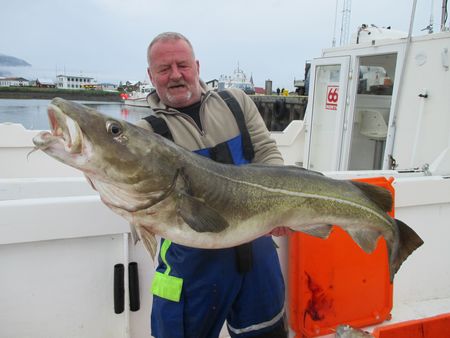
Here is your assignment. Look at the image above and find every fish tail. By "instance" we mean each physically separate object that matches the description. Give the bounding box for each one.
[391,219,424,278]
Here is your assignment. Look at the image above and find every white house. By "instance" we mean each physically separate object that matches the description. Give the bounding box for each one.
[0,77,30,87]
[99,83,118,91]
[56,74,96,90]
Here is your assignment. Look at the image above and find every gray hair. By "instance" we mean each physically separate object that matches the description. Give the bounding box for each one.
[147,32,195,65]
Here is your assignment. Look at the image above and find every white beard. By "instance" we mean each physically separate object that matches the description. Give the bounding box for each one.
[166,90,193,106]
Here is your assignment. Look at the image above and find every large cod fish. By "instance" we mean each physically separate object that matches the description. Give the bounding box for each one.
[33,98,423,281]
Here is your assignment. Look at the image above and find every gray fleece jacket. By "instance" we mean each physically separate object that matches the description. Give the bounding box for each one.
[135,81,283,165]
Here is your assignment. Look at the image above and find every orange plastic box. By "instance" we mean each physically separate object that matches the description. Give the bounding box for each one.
[373,313,450,338]
[288,177,395,337]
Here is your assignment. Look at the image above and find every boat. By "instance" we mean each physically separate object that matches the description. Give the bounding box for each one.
[121,83,154,107]
[1,2,450,336]
[217,65,256,94]
[271,2,450,335]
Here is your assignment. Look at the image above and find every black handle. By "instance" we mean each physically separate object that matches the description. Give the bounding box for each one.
[114,264,124,314]
[129,262,140,312]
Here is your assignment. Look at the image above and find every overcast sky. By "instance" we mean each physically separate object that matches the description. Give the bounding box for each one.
[1,0,445,89]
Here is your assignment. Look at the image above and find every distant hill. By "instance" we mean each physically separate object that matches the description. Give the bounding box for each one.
[0,54,31,67]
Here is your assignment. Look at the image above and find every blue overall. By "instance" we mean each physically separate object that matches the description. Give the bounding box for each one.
[150,134,286,338]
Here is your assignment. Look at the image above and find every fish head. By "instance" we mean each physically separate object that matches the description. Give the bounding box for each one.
[32,98,177,197]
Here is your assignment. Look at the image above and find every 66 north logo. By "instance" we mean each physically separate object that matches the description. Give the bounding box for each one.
[326,85,339,110]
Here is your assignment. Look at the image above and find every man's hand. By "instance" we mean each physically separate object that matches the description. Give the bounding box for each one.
[267,226,293,237]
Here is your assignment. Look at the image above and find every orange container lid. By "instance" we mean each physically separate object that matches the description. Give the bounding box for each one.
[288,177,395,337]
[372,313,450,338]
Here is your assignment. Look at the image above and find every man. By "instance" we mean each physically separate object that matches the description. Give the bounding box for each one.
[136,32,288,338]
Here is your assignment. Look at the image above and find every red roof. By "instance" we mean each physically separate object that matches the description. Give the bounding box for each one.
[254,87,265,94]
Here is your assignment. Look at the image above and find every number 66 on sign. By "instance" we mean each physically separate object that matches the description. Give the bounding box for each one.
[326,85,339,110]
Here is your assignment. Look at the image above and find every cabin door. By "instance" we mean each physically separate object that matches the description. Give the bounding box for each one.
[342,53,398,170]
[304,56,350,171]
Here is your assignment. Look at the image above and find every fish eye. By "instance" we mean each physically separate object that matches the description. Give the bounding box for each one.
[107,121,122,136]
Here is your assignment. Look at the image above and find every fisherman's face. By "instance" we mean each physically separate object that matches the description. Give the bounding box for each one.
[148,39,201,108]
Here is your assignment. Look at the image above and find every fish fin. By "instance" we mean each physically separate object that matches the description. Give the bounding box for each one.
[391,219,424,276]
[346,228,382,253]
[350,181,392,212]
[297,224,333,239]
[84,174,97,191]
[177,191,230,233]
[129,224,139,244]
[138,226,158,260]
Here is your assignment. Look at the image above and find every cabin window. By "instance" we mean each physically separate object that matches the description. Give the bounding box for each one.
[348,53,397,170]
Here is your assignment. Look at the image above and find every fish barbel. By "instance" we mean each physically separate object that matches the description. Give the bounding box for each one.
[32,98,423,281]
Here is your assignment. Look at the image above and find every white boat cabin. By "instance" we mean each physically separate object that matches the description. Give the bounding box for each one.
[300,28,450,174]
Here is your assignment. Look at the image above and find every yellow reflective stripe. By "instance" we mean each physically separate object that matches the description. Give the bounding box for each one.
[151,239,183,302]
[151,272,183,302]
[160,239,172,275]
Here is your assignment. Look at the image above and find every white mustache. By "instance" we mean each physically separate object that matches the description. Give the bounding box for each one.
[168,81,187,88]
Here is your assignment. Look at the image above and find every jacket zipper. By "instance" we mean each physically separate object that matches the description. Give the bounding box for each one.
[153,92,214,136]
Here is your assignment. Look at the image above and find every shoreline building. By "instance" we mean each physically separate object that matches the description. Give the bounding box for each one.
[36,78,56,88]
[0,77,30,87]
[56,74,96,90]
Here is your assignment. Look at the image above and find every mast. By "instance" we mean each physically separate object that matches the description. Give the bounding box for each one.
[332,0,339,47]
[441,0,449,31]
[339,0,352,46]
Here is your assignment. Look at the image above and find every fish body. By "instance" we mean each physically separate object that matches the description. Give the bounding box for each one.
[32,98,423,280]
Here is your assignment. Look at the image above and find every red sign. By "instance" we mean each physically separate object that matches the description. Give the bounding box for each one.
[326,85,339,110]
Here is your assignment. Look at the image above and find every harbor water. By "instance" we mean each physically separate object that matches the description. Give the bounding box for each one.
[0,99,153,130]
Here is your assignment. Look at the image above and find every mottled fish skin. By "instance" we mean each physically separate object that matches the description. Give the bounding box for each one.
[335,324,374,338]
[33,98,424,281]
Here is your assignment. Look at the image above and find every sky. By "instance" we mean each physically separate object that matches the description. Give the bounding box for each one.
[1,0,445,90]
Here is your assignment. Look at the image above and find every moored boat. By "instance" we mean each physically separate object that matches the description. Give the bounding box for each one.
[122,83,154,107]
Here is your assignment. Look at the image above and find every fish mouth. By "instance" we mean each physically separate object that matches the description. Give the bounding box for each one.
[33,103,84,155]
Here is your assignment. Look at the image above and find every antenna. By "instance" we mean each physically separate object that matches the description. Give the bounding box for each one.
[332,0,339,47]
[339,0,352,46]
[422,0,434,33]
[429,0,434,33]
